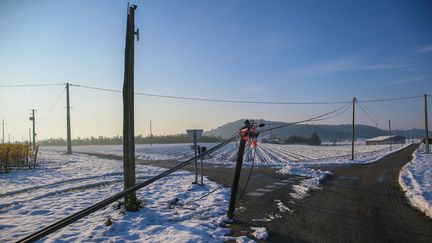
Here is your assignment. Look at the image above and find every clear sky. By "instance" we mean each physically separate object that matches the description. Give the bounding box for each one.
[0,0,431,141]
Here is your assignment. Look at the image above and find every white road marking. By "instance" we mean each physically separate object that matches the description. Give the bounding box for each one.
[246,192,265,197]
[265,185,281,189]
[256,188,273,192]
[274,182,288,186]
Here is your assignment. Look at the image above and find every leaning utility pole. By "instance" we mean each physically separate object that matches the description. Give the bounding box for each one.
[389,119,392,151]
[122,4,139,212]
[351,97,356,160]
[66,83,72,154]
[228,120,251,220]
[425,94,429,154]
[29,109,36,149]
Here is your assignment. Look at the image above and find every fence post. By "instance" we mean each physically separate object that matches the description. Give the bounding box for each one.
[227,120,250,220]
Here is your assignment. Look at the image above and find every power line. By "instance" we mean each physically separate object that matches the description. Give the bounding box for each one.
[37,87,66,123]
[0,83,65,87]
[2,82,429,105]
[69,83,349,105]
[259,103,351,134]
[357,95,423,103]
[356,102,383,127]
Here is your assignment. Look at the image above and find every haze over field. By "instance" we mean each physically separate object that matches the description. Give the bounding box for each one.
[0,0,431,141]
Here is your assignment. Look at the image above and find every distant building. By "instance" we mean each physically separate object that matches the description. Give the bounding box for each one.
[365,135,405,145]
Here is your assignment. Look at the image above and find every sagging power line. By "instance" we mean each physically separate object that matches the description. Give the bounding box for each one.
[1,82,430,105]
[69,83,350,104]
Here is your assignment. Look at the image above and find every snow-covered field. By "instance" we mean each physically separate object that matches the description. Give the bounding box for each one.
[43,142,406,166]
[399,144,432,218]
[0,151,241,242]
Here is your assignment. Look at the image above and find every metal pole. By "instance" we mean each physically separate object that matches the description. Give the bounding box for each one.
[389,119,392,151]
[351,97,356,160]
[66,83,72,154]
[228,120,250,220]
[425,94,429,153]
[122,4,139,212]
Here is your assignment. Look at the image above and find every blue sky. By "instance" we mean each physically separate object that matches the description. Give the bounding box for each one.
[0,0,431,140]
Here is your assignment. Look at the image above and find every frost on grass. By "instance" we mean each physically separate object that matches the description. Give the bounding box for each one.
[399,144,432,218]
[250,227,269,240]
[0,151,236,242]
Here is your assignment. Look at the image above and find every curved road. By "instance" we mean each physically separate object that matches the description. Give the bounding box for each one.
[230,144,432,242]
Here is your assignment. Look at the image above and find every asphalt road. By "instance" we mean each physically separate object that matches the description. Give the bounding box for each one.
[85,144,432,242]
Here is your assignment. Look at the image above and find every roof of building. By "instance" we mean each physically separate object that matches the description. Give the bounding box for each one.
[366,135,399,142]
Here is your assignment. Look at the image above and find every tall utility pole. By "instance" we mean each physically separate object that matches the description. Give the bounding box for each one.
[351,97,356,160]
[122,4,139,212]
[2,119,4,144]
[66,83,72,154]
[29,109,36,149]
[389,120,392,151]
[150,120,153,146]
[425,94,429,154]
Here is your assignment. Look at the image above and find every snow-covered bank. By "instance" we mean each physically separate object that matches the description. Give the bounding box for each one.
[399,144,432,218]
[0,151,239,242]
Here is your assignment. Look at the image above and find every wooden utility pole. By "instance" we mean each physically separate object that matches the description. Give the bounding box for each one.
[351,97,356,160]
[389,119,392,151]
[150,120,153,146]
[425,94,429,154]
[66,83,72,154]
[30,109,36,150]
[2,119,4,144]
[228,120,250,220]
[122,4,139,212]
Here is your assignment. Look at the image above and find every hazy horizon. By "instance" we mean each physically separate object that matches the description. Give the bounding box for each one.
[1,0,431,141]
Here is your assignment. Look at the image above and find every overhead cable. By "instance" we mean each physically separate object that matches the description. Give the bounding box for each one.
[69,83,350,105]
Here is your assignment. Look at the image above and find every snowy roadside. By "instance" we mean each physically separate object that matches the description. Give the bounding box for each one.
[0,151,251,242]
[399,144,432,218]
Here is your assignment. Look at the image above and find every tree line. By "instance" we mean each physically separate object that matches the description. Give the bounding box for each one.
[262,132,322,145]
[39,134,223,146]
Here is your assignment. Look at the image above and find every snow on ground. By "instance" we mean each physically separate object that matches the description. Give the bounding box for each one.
[43,142,407,166]
[250,227,268,240]
[0,151,242,242]
[399,144,432,218]
[277,164,332,199]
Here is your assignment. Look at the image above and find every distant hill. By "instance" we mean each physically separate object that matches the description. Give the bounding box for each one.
[204,119,429,141]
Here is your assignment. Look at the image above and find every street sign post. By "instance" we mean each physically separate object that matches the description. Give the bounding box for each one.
[186,129,203,184]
